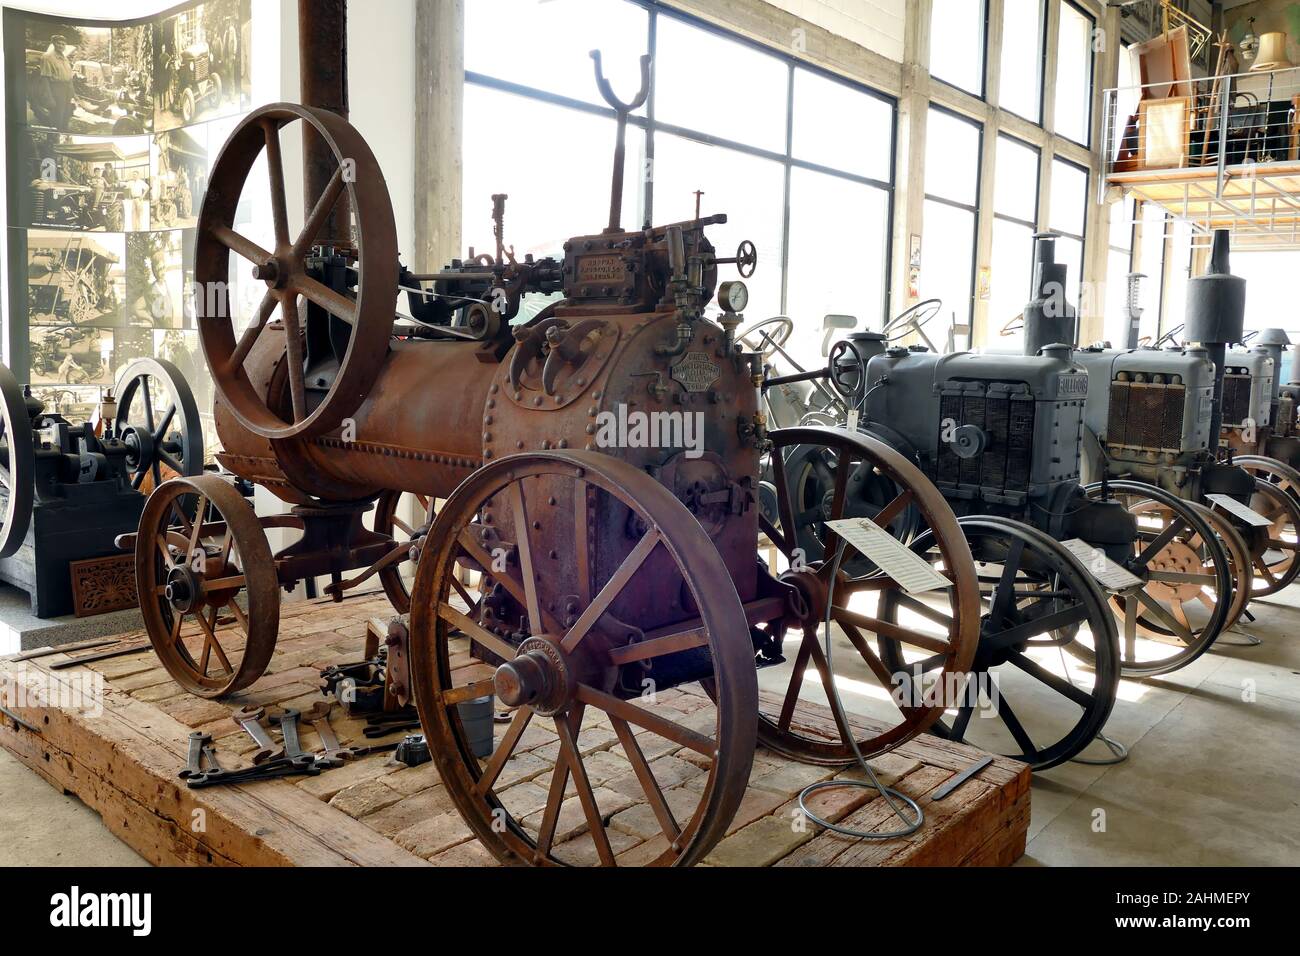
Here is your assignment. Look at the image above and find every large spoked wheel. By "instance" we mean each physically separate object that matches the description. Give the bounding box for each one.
[1083,481,1232,676]
[1234,454,1300,506]
[113,358,204,491]
[1182,499,1253,629]
[372,489,434,614]
[878,517,1119,771]
[755,426,979,765]
[0,364,35,559]
[137,474,279,698]
[409,451,757,867]
[195,102,398,439]
[1243,477,1300,596]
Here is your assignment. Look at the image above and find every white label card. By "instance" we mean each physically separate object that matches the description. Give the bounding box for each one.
[1205,494,1273,528]
[1060,538,1144,593]
[825,518,951,594]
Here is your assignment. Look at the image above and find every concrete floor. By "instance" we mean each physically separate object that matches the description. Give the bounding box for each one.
[1,584,1297,866]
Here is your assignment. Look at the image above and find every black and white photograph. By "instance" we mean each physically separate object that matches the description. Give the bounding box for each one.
[153,0,249,131]
[125,229,187,329]
[27,324,112,386]
[149,126,205,229]
[21,129,147,231]
[26,229,125,327]
[27,383,102,424]
[23,20,151,135]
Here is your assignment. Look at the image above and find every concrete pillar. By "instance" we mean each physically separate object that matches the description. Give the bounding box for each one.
[413,0,464,272]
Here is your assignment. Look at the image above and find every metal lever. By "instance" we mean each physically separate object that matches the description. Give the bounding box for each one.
[590,49,652,233]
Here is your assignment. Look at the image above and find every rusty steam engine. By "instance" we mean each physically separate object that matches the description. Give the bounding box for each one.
[133,53,986,866]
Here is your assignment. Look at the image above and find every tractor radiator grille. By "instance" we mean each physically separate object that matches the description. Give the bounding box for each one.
[1222,373,1251,426]
[1279,395,1297,437]
[1105,381,1186,451]
[934,385,1035,494]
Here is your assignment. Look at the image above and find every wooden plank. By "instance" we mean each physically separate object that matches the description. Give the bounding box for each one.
[0,592,1028,868]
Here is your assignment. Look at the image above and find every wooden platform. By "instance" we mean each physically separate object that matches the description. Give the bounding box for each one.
[0,592,1030,867]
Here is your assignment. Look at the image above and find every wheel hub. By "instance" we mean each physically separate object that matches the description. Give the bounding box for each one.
[777,568,826,628]
[164,565,199,613]
[122,426,151,470]
[251,258,288,289]
[1145,540,1202,600]
[493,637,572,716]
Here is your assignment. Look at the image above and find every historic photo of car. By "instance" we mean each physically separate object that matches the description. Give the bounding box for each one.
[21,130,149,232]
[23,21,152,135]
[27,230,125,327]
[154,0,249,131]
[28,325,113,386]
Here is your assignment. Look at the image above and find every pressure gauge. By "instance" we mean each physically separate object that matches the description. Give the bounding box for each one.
[718,280,749,314]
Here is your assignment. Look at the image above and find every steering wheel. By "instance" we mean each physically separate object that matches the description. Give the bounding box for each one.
[738,316,794,359]
[883,298,942,342]
[827,339,865,401]
[1155,323,1184,348]
[1000,313,1024,337]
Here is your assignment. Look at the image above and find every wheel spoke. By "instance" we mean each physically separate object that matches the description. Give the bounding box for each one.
[776,629,815,731]
[770,445,799,551]
[819,454,852,554]
[442,678,497,707]
[573,683,715,757]
[292,165,345,257]
[229,290,279,370]
[439,601,518,664]
[834,605,952,655]
[210,223,272,266]
[188,494,207,556]
[194,607,233,676]
[262,118,290,246]
[949,702,975,741]
[606,624,707,666]
[553,710,615,866]
[1135,517,1186,566]
[456,530,563,635]
[474,707,533,796]
[989,539,1026,623]
[870,488,914,531]
[995,692,1037,759]
[1134,590,1195,644]
[151,402,177,444]
[984,604,1089,651]
[610,716,680,844]
[506,482,544,636]
[280,295,309,422]
[838,618,914,697]
[561,529,660,653]
[1006,650,1092,709]
[295,274,357,324]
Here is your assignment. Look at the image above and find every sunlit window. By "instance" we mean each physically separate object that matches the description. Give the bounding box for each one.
[920,108,982,346]
[1054,0,1094,145]
[930,0,987,95]
[1000,0,1045,121]
[462,3,897,353]
[990,135,1041,350]
[1135,202,1167,340]
[1104,195,1137,346]
[1049,157,1088,304]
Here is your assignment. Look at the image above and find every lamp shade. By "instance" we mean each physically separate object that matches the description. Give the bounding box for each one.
[1250,32,1293,71]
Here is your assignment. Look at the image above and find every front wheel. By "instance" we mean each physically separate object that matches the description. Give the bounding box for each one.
[409,451,757,867]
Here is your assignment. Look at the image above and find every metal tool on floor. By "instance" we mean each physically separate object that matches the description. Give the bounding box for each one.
[394,734,430,767]
[47,641,151,670]
[931,756,994,801]
[303,701,360,766]
[231,705,285,763]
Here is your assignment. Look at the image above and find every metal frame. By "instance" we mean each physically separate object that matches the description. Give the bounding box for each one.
[922,102,985,335]
[1056,0,1096,148]
[928,0,992,102]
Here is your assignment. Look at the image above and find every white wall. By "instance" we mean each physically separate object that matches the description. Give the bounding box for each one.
[765,0,906,63]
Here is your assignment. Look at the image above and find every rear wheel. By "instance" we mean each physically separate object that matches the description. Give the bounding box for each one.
[878,516,1119,771]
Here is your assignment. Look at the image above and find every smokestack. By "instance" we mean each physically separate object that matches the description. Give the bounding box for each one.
[298,0,351,244]
[1023,232,1078,358]
[1184,229,1246,450]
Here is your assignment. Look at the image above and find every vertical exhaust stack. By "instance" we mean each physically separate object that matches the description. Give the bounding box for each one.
[298,0,351,244]
[1184,229,1246,450]
[1123,272,1145,350]
[1023,233,1078,358]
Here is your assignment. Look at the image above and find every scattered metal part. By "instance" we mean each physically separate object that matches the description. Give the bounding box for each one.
[278,708,308,760]
[4,637,119,663]
[47,642,151,670]
[931,756,994,801]
[394,734,430,767]
[0,704,41,734]
[179,731,209,779]
[303,701,359,765]
[231,705,285,763]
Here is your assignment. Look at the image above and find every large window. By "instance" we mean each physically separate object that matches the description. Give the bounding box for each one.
[989,135,1041,350]
[1104,195,1136,346]
[1054,1,1094,145]
[1134,202,1168,341]
[920,108,982,346]
[463,0,896,365]
[1000,0,1045,121]
[930,0,987,95]
[1049,157,1088,304]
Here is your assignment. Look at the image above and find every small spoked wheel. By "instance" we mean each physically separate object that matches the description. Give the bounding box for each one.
[0,364,35,559]
[372,489,435,614]
[136,474,279,698]
[409,451,757,867]
[196,103,397,439]
[1083,481,1233,676]
[755,426,980,764]
[1243,477,1300,596]
[737,316,794,360]
[112,358,204,491]
[1233,454,1300,505]
[878,517,1119,771]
